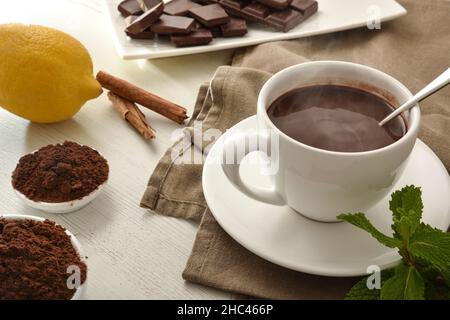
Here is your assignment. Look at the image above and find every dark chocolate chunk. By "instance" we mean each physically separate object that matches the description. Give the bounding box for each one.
[138,0,163,11]
[266,8,303,31]
[171,29,213,47]
[188,4,230,27]
[150,14,195,34]
[125,16,155,39]
[190,0,212,4]
[242,2,273,19]
[290,0,318,18]
[257,0,292,9]
[118,0,143,17]
[219,0,249,10]
[192,21,220,36]
[204,0,318,32]
[125,2,164,34]
[210,27,223,37]
[164,0,201,16]
[220,18,247,37]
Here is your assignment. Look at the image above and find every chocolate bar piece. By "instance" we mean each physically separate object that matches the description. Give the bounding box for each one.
[171,29,213,47]
[210,27,222,37]
[241,2,271,19]
[266,8,303,31]
[190,0,212,4]
[193,21,221,37]
[125,2,164,34]
[219,0,250,10]
[212,0,318,32]
[138,0,162,11]
[125,16,155,39]
[164,0,201,16]
[290,0,318,18]
[118,0,143,17]
[188,4,230,27]
[257,0,292,9]
[150,14,195,34]
[220,18,247,37]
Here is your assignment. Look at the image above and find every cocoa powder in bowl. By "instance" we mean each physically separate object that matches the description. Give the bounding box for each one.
[12,141,109,203]
[0,218,87,300]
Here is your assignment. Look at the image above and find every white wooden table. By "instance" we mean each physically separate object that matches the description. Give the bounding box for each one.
[0,0,232,299]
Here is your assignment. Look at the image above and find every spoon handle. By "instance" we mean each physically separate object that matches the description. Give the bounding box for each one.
[379,68,450,126]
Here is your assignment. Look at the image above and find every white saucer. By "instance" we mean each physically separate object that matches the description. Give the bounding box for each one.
[202,116,450,277]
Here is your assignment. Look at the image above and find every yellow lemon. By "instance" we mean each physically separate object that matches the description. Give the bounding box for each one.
[0,24,102,123]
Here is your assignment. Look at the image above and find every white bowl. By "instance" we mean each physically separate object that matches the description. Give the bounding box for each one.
[12,144,108,214]
[14,181,107,214]
[0,214,87,300]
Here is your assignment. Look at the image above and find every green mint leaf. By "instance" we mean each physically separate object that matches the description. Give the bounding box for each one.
[337,213,402,248]
[389,185,423,220]
[389,186,423,241]
[441,267,450,287]
[409,224,450,273]
[345,278,380,300]
[381,263,425,300]
[345,270,395,300]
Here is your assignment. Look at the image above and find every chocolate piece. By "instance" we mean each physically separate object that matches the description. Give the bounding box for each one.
[190,0,212,4]
[188,4,230,27]
[220,0,249,10]
[290,0,318,18]
[241,2,272,19]
[127,30,155,39]
[150,14,195,34]
[257,0,292,9]
[220,18,247,37]
[266,8,303,31]
[125,2,164,34]
[164,0,201,16]
[215,0,318,32]
[170,29,213,47]
[138,0,163,11]
[125,16,155,39]
[118,0,143,17]
[192,21,220,36]
[210,27,222,37]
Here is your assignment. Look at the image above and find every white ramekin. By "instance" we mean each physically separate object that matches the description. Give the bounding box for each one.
[14,181,107,214]
[12,145,108,214]
[0,214,87,300]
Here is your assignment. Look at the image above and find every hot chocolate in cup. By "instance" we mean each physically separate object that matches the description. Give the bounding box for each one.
[221,61,420,222]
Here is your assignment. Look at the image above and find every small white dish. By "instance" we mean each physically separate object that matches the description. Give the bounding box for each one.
[202,116,450,277]
[14,181,107,214]
[104,0,407,60]
[12,144,109,214]
[0,214,87,300]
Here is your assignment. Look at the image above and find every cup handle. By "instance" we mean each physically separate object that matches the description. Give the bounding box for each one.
[220,131,285,205]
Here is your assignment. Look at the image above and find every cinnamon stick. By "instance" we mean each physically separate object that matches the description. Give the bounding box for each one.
[107,92,156,140]
[97,71,188,124]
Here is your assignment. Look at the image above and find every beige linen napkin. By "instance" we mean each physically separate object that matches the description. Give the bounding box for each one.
[141,0,450,299]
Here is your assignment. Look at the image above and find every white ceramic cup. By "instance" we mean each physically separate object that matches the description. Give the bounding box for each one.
[221,61,420,222]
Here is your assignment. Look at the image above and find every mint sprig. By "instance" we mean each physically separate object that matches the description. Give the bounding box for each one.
[338,185,450,300]
[380,263,424,300]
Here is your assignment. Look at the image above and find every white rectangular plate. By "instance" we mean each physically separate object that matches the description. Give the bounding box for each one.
[104,0,406,60]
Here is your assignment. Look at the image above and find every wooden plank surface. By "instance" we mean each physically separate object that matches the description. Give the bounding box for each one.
[0,0,233,299]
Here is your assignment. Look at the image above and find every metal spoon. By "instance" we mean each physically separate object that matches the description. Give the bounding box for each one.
[379,68,450,126]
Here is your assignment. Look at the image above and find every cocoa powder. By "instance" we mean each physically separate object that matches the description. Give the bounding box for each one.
[12,141,109,203]
[0,218,87,300]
